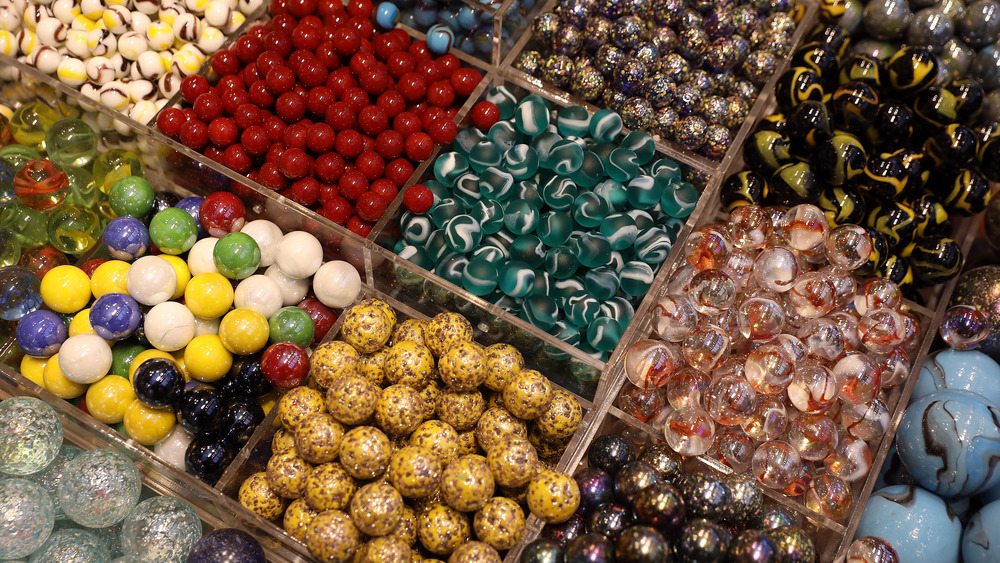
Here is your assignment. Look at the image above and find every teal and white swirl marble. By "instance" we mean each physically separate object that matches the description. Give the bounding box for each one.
[593,179,628,211]
[634,227,673,265]
[522,294,558,330]
[557,105,591,137]
[453,128,485,157]
[503,144,539,180]
[484,85,518,119]
[620,261,655,297]
[589,108,623,142]
[621,130,656,164]
[549,139,585,176]
[600,213,638,250]
[601,297,635,330]
[661,181,699,218]
[468,199,505,235]
[503,200,540,235]
[567,292,601,326]
[584,267,620,301]
[544,245,578,279]
[572,192,611,228]
[478,166,514,201]
[605,148,640,182]
[434,152,469,186]
[461,257,499,296]
[400,213,433,246]
[425,230,449,262]
[626,209,656,230]
[471,244,507,265]
[587,316,623,351]
[571,151,606,188]
[509,235,545,268]
[498,260,535,298]
[514,98,550,136]
[453,173,482,207]
[652,157,682,187]
[468,140,503,172]
[443,214,483,253]
[537,211,573,248]
[574,232,612,268]
[437,252,469,286]
[488,121,520,152]
[430,198,463,229]
[397,245,434,270]
[626,175,662,210]
[541,176,578,211]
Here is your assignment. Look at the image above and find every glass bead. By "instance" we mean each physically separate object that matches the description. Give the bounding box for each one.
[859,309,907,355]
[710,309,739,336]
[741,395,788,442]
[899,312,921,355]
[787,271,837,318]
[0,478,54,559]
[744,344,795,394]
[788,413,839,461]
[804,474,852,520]
[46,203,102,255]
[666,368,711,410]
[787,362,840,414]
[727,204,772,250]
[13,159,69,211]
[834,352,881,404]
[689,269,737,315]
[846,536,900,563]
[841,396,890,441]
[624,339,681,389]
[722,248,756,291]
[618,385,666,422]
[825,224,873,270]
[683,323,731,372]
[663,406,716,456]
[775,333,809,365]
[797,317,845,362]
[752,440,802,489]
[652,294,699,342]
[738,293,785,342]
[876,347,910,388]
[824,435,873,483]
[939,305,990,350]
[684,225,731,270]
[853,278,902,316]
[781,204,829,251]
[120,496,202,562]
[753,246,799,293]
[0,266,43,322]
[58,448,141,528]
[716,427,754,472]
[9,103,58,148]
[0,397,62,475]
[707,374,757,426]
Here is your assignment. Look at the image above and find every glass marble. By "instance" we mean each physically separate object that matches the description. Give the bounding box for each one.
[0,397,62,476]
[0,161,15,206]
[663,406,716,455]
[9,103,58,149]
[652,294,698,342]
[805,474,852,520]
[13,159,69,211]
[683,323,730,372]
[187,528,266,563]
[92,149,144,194]
[0,226,19,267]
[120,496,202,562]
[788,413,839,461]
[797,317,846,362]
[26,444,82,519]
[738,293,786,341]
[744,344,795,394]
[940,305,990,350]
[58,448,141,528]
[1,200,49,247]
[618,385,665,422]
[45,119,97,168]
[0,478,54,559]
[825,224,873,270]
[788,362,840,414]
[707,374,757,425]
[20,246,69,280]
[856,485,962,562]
[684,226,731,270]
[825,435,873,483]
[689,269,737,315]
[854,278,902,316]
[716,427,754,472]
[834,352,881,404]
[787,272,837,318]
[753,247,799,292]
[752,441,802,489]
[666,368,711,410]
[842,397,890,441]
[46,204,102,255]
[29,527,110,562]
[0,266,43,321]
[781,204,829,251]
[742,395,789,442]
[846,536,900,563]
[624,339,680,389]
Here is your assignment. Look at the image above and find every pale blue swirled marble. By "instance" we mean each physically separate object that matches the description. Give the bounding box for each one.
[912,349,1000,406]
[897,389,1000,499]
[855,485,962,563]
[963,499,1000,563]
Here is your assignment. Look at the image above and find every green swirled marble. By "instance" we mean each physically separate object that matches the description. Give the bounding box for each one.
[430,198,464,228]
[397,245,434,270]
[651,157,682,186]
[600,213,638,250]
[626,174,663,210]
[454,128,485,157]
[627,209,655,230]
[585,267,620,300]
[522,294,559,330]
[633,227,672,264]
[537,211,573,247]
[479,167,514,200]
[511,180,544,209]
[437,252,469,285]
[468,199,505,234]
[471,244,507,264]
[488,121,520,152]
[621,130,656,164]
[574,232,612,268]
[504,144,539,180]
[589,108,623,142]
[532,131,562,168]
[606,148,640,182]
[498,260,536,297]
[548,139,585,176]
[425,230,449,262]
[461,256,499,296]
[510,235,545,268]
[544,245,579,279]
[593,179,628,211]
[434,152,469,186]
[503,199,540,235]
[424,180,449,203]
[587,316,622,351]
[601,297,635,330]
[454,173,482,207]
[567,292,601,326]
[572,192,611,228]
[468,141,503,172]
[542,176,578,210]
[530,271,551,297]
[401,212,434,245]
[620,261,655,297]
[557,105,592,137]
[484,86,518,119]
[443,214,483,253]
[661,181,699,218]
[514,98,550,136]
[571,151,606,188]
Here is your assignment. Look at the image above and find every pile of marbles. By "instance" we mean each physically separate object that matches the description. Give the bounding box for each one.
[156,0,484,235]
[238,299,584,562]
[373,0,522,61]
[4,181,364,484]
[0,396,209,561]
[853,349,1000,562]
[724,40,986,291]
[397,88,699,360]
[619,203,921,521]
[0,0,259,124]
[522,433,818,563]
[513,0,802,159]
[0,102,136,270]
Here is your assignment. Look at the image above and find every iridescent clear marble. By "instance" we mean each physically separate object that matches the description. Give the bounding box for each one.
[797,317,845,362]
[716,427,754,472]
[683,323,731,372]
[684,225,731,270]
[876,347,911,388]
[824,224,873,270]
[652,294,698,342]
[787,362,840,414]
[788,414,839,461]
[853,278,902,316]
[940,305,990,350]
[781,463,813,497]
[723,249,756,290]
[834,352,881,404]
[781,204,829,251]
[625,339,681,389]
[805,474,852,520]
[828,311,861,350]
[786,272,837,318]
[841,397,890,441]
[663,406,716,455]
[667,264,696,293]
[744,344,795,394]
[846,536,900,563]
[618,385,666,423]
[823,266,858,307]
[26,444,82,520]
[666,368,711,410]
[753,246,799,293]
[0,478,54,558]
[774,334,809,365]
[689,269,737,315]
[824,435,873,482]
[120,497,202,562]
[738,293,785,342]
[752,440,802,489]
[29,528,110,562]
[741,396,788,442]
[707,374,757,425]
[0,397,63,476]
[58,449,141,528]
[727,204,772,250]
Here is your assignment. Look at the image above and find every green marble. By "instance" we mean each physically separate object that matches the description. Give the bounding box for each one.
[586,316,623,351]
[606,148,640,182]
[479,166,514,200]
[514,98,550,136]
[660,181,699,218]
[469,141,504,173]
[488,121,520,152]
[574,232,612,268]
[434,152,470,186]
[589,108,623,143]
[548,139,585,176]
[572,192,611,228]
[620,260,655,297]
[431,198,464,228]
[544,245,579,279]
[510,235,545,268]
[401,212,434,245]
[503,199,540,235]
[557,105,592,137]
[503,144,539,180]
[498,260,536,297]
[443,214,483,253]
[462,256,499,296]
[593,179,628,211]
[584,267,620,300]
[600,213,638,250]
[621,130,656,164]
[541,175,578,210]
[468,199,505,234]
[626,175,663,210]
[567,292,601,326]
[537,211,574,247]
